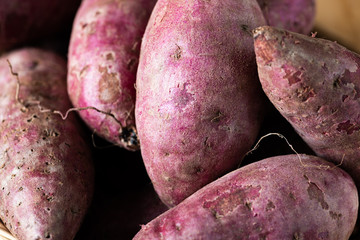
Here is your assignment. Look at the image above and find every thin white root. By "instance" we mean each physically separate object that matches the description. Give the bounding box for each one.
[7,59,123,129]
[246,132,342,170]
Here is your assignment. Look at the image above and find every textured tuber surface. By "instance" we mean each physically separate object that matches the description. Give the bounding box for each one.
[0,48,94,240]
[254,25,360,188]
[135,0,266,207]
[67,0,157,151]
[134,154,358,240]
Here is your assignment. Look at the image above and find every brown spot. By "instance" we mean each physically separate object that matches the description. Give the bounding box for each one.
[203,185,261,217]
[266,200,275,211]
[337,120,360,135]
[106,53,115,61]
[307,182,329,210]
[293,232,300,240]
[79,65,89,77]
[329,211,342,220]
[342,95,349,102]
[296,84,315,101]
[245,201,252,211]
[289,192,296,200]
[211,111,223,123]
[284,68,301,85]
[98,66,120,104]
[241,24,252,36]
[172,45,182,60]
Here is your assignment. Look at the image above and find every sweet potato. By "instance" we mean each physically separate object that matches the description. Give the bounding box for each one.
[67,0,157,151]
[253,25,360,187]
[134,154,358,239]
[257,0,315,34]
[0,0,81,53]
[135,0,266,207]
[0,48,94,240]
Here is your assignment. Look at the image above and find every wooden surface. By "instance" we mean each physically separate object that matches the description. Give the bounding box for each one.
[314,0,360,52]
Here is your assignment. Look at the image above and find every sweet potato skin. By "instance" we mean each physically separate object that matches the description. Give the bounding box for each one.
[0,0,81,52]
[67,0,156,151]
[0,48,94,240]
[135,0,266,207]
[134,154,358,240]
[257,0,315,34]
[253,26,360,187]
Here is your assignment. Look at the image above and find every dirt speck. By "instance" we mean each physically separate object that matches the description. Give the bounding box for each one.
[98,66,120,104]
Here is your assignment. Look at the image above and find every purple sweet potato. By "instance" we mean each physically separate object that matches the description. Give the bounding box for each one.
[253,25,360,187]
[0,48,94,240]
[67,0,157,151]
[0,0,81,52]
[135,0,266,207]
[257,0,315,34]
[134,154,358,239]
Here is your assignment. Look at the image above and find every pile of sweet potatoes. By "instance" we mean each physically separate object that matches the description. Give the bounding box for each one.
[1,0,360,240]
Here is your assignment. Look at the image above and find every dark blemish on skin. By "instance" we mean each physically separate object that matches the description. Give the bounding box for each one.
[70,208,80,214]
[79,65,89,77]
[172,44,182,60]
[333,76,341,88]
[211,111,223,123]
[245,202,252,211]
[204,137,211,148]
[29,61,39,70]
[329,211,342,220]
[342,95,348,102]
[293,232,300,240]
[289,192,296,200]
[106,53,115,61]
[284,68,301,86]
[241,24,252,36]
[203,185,261,217]
[175,224,181,231]
[119,126,139,150]
[296,84,315,101]
[336,120,360,135]
[98,65,120,103]
[307,181,329,210]
[266,201,275,211]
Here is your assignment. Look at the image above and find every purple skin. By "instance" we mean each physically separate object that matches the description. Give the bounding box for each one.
[134,154,359,240]
[0,0,81,52]
[257,0,315,34]
[135,0,266,207]
[67,0,157,151]
[253,26,360,188]
[0,48,94,240]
